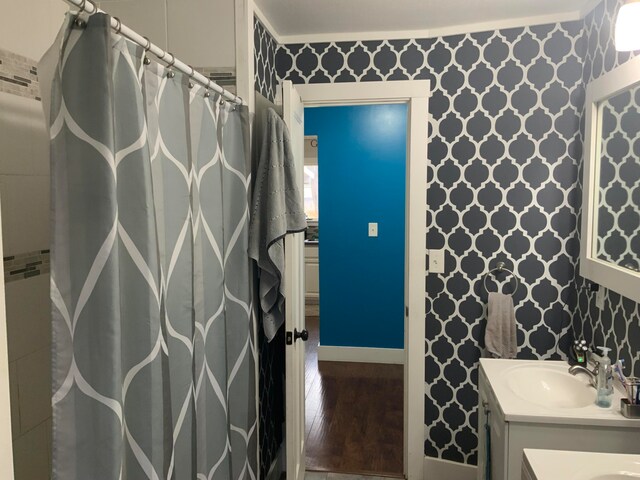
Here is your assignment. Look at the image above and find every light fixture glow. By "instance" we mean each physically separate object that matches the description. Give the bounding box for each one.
[615,0,640,52]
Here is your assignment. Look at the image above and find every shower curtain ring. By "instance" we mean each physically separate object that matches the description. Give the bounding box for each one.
[166,52,176,78]
[187,66,195,89]
[142,36,152,64]
[74,0,88,26]
[113,17,122,34]
[166,53,176,68]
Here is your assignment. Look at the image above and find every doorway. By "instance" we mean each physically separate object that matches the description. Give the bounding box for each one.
[282,80,430,480]
[302,103,407,476]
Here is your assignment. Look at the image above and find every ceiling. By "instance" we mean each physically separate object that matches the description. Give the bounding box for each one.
[255,0,598,43]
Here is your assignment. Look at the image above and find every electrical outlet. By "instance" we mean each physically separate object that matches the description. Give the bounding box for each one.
[596,287,605,310]
[368,222,378,237]
[428,248,445,274]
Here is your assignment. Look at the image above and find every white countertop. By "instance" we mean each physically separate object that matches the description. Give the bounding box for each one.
[480,359,640,428]
[524,449,640,480]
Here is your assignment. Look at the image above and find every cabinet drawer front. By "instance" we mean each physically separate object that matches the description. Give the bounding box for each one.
[304,245,319,260]
[305,263,319,294]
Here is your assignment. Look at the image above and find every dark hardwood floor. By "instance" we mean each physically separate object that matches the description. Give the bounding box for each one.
[304,315,404,477]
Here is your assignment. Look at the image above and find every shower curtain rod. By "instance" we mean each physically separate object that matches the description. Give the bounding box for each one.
[61,0,244,105]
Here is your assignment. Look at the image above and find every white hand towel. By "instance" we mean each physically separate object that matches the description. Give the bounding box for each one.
[485,292,517,359]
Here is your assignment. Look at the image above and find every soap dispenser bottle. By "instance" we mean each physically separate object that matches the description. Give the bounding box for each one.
[595,346,614,408]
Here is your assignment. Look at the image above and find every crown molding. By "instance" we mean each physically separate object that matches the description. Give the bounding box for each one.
[277,9,586,44]
[425,9,587,39]
[255,1,601,46]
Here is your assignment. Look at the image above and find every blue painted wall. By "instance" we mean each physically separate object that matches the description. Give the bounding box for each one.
[305,104,407,349]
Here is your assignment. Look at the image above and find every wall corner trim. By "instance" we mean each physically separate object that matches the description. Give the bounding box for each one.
[253,3,283,44]
[580,0,604,18]
[317,345,405,364]
[424,456,477,480]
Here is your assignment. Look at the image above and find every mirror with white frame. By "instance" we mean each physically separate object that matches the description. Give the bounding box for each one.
[581,55,640,302]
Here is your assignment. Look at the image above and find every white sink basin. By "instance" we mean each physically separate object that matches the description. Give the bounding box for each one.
[481,359,633,426]
[571,456,640,479]
[525,450,640,480]
[504,364,595,409]
[590,476,640,479]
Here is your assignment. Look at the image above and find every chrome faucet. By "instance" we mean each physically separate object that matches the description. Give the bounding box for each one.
[569,363,599,388]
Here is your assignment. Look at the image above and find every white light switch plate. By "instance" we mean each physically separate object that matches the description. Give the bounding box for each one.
[368,222,378,237]
[596,286,605,310]
[429,248,445,274]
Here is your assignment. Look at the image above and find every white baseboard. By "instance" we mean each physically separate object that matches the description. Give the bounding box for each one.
[317,345,404,364]
[305,294,319,304]
[424,456,477,480]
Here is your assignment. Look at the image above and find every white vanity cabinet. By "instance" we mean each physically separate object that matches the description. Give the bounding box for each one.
[304,243,319,302]
[477,359,640,480]
[477,369,508,480]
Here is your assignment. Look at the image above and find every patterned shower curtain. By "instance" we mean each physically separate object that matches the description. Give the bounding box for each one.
[40,13,256,480]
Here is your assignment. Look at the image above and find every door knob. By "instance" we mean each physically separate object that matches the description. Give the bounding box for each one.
[294,329,309,342]
[286,328,309,345]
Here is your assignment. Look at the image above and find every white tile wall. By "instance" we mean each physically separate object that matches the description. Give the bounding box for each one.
[6,279,51,479]
[305,474,393,480]
[0,175,50,255]
[12,420,50,480]
[15,346,51,433]
[0,0,67,61]
[102,0,236,69]
[0,6,60,478]
[4,275,51,480]
[45,417,52,473]
[0,93,49,176]
[5,275,51,362]
[8,360,19,438]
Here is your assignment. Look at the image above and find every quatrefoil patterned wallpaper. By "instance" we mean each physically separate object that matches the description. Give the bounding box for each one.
[254,17,285,478]
[254,17,278,102]
[254,0,640,468]
[275,20,585,465]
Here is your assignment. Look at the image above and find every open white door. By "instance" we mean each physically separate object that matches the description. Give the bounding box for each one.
[282,80,307,480]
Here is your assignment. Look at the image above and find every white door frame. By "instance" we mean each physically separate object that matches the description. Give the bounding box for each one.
[294,80,429,480]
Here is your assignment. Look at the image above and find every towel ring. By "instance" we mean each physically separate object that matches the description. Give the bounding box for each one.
[483,261,519,296]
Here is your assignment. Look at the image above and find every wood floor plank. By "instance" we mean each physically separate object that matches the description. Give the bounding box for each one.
[304,316,403,477]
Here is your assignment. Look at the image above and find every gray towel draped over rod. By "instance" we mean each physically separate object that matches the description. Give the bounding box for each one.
[483,261,520,296]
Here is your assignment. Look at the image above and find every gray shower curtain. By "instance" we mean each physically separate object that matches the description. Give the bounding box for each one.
[41,13,256,480]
